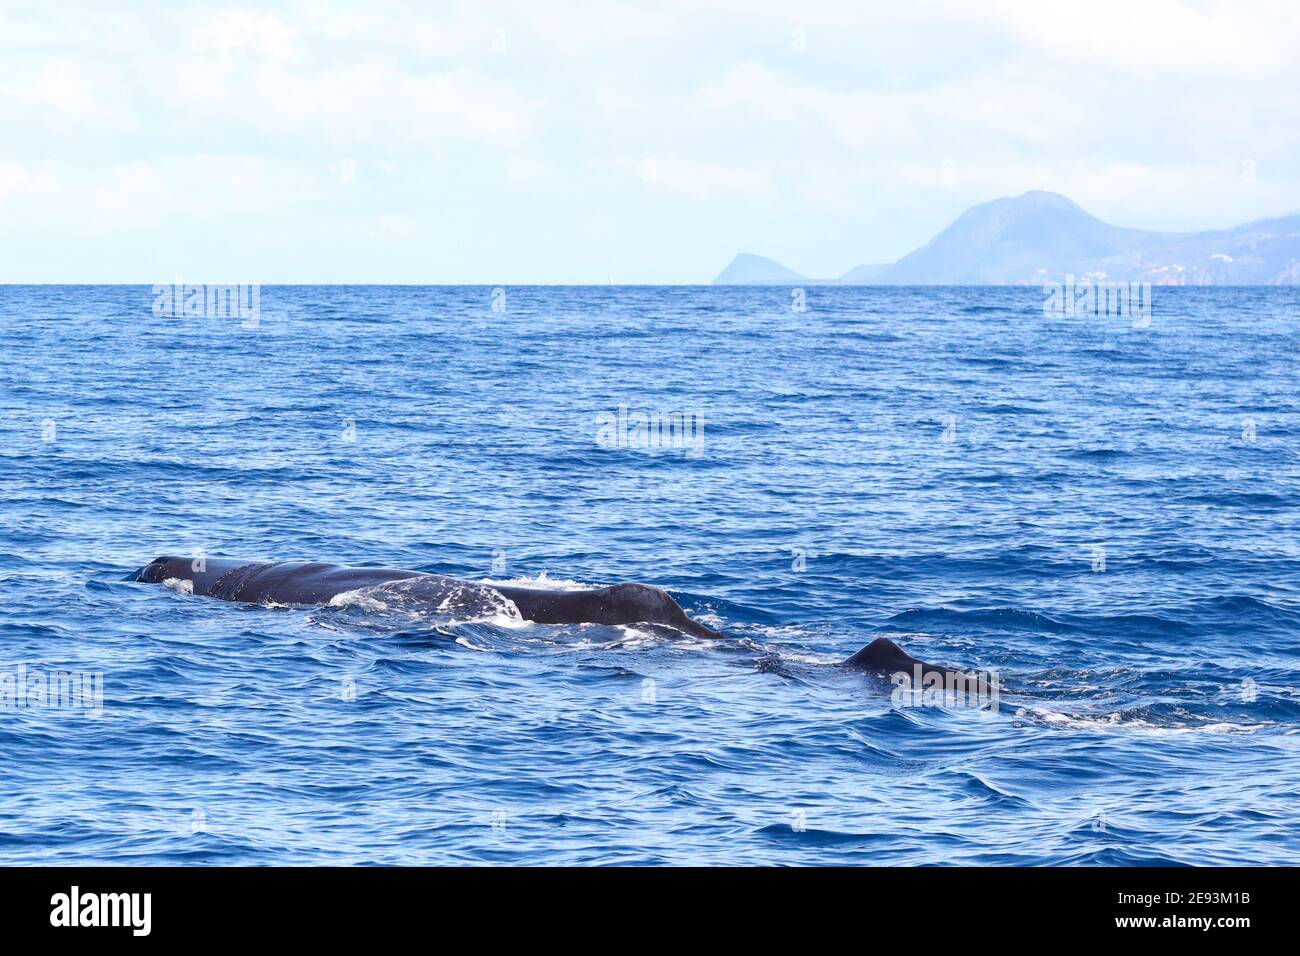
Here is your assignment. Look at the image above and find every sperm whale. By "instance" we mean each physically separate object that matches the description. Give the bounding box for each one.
[136,556,724,638]
[136,555,979,683]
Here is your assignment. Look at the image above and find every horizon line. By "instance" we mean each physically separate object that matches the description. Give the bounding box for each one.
[0,281,1291,288]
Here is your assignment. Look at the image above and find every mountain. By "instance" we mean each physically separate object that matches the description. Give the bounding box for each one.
[835,263,891,284]
[1105,214,1300,285]
[882,191,1170,284]
[713,253,808,284]
[712,254,891,285]
[713,191,1300,285]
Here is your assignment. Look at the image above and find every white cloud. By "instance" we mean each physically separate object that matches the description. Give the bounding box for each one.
[333,158,358,183]
[188,8,302,61]
[985,0,1292,76]
[0,159,58,202]
[634,155,774,204]
[1,0,1299,280]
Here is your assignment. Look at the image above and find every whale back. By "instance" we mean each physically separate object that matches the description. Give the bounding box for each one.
[137,556,424,604]
[843,637,997,693]
[492,582,722,638]
[137,556,722,638]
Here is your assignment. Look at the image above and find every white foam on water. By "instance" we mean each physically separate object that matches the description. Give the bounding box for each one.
[162,577,193,595]
[550,623,720,653]
[481,606,534,629]
[729,624,841,665]
[439,584,529,629]
[555,628,658,651]
[614,624,665,649]
[480,571,596,592]
[774,649,844,666]
[326,578,532,630]
[1021,706,1270,736]
[327,587,390,613]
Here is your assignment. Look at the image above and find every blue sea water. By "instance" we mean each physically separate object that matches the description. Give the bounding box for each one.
[0,284,1297,866]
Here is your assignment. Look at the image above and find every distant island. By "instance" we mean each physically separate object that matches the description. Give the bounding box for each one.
[714,191,1300,285]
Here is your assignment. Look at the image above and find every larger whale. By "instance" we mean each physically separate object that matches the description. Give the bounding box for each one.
[136,555,973,681]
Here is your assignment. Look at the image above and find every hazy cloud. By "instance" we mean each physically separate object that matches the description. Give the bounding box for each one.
[1,0,1297,281]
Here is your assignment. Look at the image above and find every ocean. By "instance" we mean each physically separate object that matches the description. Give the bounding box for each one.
[1,284,1296,865]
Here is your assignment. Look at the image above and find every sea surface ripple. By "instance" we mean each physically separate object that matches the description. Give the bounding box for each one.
[0,285,1297,864]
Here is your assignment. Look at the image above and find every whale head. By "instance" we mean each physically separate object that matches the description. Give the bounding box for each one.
[137,555,190,584]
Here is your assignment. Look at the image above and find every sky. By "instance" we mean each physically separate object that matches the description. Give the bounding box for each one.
[2,0,1298,283]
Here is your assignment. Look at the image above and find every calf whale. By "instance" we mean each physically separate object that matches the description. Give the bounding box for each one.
[136,556,978,683]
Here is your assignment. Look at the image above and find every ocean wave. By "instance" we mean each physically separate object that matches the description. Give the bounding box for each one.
[6,284,1299,864]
